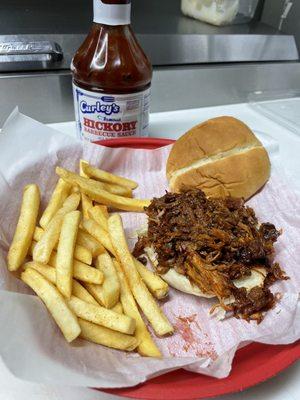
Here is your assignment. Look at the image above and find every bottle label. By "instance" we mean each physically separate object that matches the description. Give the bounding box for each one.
[73,83,151,141]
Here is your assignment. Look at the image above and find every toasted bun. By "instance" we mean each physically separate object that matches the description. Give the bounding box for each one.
[167,116,271,199]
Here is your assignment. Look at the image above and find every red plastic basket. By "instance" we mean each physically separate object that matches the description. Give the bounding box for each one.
[94,137,300,400]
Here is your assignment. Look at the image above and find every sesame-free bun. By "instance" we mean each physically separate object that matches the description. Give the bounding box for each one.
[162,264,267,299]
[166,116,271,199]
[147,245,267,299]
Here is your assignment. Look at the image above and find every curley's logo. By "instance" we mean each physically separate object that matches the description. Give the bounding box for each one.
[80,100,120,116]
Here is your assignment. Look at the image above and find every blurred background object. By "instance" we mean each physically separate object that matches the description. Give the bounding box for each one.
[0,0,299,124]
[262,1,298,47]
[181,0,259,26]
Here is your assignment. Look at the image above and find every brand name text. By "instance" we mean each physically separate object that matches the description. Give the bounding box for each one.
[80,101,120,115]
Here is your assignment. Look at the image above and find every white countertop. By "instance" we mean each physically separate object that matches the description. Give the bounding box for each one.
[1,102,299,400]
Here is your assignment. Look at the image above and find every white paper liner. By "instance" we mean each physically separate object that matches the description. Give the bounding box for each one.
[0,108,299,388]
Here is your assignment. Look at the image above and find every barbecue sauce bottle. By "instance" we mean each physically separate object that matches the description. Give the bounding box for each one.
[71,0,152,141]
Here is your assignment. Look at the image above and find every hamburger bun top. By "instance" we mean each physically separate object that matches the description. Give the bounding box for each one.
[166,116,271,199]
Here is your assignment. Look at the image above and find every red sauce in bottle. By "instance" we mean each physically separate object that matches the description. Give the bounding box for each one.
[71,0,152,141]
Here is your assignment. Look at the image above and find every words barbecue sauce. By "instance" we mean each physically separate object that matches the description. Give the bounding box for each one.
[71,0,152,141]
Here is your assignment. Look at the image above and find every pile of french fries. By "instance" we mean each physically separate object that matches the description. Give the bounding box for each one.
[7,160,173,357]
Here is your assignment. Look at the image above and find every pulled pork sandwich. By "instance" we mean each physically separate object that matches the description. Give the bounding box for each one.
[133,189,287,323]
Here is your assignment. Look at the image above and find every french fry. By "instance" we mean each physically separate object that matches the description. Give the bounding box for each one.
[56,167,132,197]
[7,184,40,271]
[78,319,138,351]
[49,252,103,284]
[73,246,92,266]
[98,205,109,218]
[72,280,99,306]
[32,226,45,244]
[134,258,169,300]
[56,167,149,212]
[77,229,105,257]
[23,263,100,307]
[83,283,105,306]
[33,226,44,240]
[28,241,35,257]
[81,162,138,190]
[23,261,56,284]
[114,260,161,357]
[39,178,71,228]
[71,186,80,193]
[111,302,123,314]
[108,214,174,336]
[88,206,108,232]
[94,253,120,308]
[79,160,89,178]
[56,211,81,298]
[81,193,93,219]
[34,227,92,265]
[32,193,80,264]
[21,268,81,342]
[68,296,136,335]
[81,218,116,256]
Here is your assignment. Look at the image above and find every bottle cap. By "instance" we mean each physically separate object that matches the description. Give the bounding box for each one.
[93,0,131,25]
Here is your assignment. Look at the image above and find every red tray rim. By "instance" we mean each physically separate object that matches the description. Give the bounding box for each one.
[94,137,300,400]
[94,137,174,148]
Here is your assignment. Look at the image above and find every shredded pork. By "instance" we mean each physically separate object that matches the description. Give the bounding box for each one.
[133,189,287,322]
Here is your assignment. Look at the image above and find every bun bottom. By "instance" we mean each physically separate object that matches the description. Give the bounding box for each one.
[161,266,267,297]
[145,246,266,299]
[162,268,215,298]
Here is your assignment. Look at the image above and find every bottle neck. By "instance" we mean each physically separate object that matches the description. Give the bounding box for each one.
[93,0,131,26]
